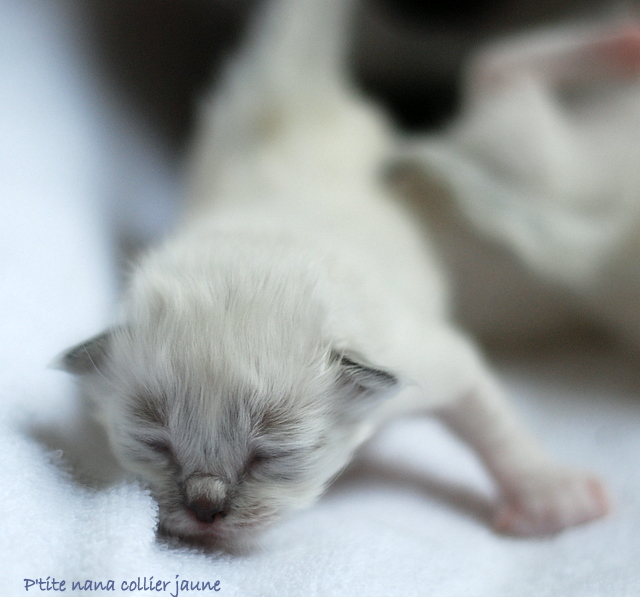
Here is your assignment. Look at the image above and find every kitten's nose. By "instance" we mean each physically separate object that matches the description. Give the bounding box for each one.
[186,498,227,524]
[183,474,228,524]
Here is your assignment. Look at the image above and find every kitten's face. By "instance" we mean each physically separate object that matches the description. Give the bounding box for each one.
[103,377,354,549]
[62,294,397,550]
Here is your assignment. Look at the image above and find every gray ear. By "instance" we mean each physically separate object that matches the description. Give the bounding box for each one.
[336,352,398,395]
[54,330,114,375]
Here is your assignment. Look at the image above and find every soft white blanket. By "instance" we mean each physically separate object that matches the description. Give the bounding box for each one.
[1,1,638,595]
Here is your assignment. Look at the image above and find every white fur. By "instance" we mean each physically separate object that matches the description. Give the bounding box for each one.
[401,19,640,346]
[62,0,610,550]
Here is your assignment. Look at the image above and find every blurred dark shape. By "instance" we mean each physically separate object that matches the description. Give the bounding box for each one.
[80,0,610,151]
[353,0,607,129]
[82,0,256,151]
[383,0,506,25]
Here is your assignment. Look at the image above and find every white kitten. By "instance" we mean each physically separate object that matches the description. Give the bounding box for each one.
[60,0,609,550]
[399,19,640,346]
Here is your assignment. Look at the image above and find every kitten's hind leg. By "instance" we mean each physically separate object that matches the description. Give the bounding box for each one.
[436,365,610,536]
[405,330,611,535]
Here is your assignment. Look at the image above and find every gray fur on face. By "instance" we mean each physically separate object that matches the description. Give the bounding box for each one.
[63,281,400,550]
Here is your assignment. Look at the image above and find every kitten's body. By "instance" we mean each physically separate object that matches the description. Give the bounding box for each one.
[62,0,609,549]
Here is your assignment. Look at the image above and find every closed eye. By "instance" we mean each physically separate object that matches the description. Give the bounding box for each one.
[142,439,174,459]
[247,452,270,469]
[246,449,301,481]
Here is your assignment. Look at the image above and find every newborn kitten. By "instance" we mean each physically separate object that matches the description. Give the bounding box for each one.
[60,0,609,550]
[399,19,640,346]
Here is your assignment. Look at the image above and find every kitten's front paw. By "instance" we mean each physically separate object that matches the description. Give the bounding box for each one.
[494,468,611,536]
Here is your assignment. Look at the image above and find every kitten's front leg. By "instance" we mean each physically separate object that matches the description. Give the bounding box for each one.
[405,330,611,535]
[436,371,611,536]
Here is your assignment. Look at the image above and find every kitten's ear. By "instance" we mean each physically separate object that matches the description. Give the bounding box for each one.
[54,329,115,375]
[335,351,399,401]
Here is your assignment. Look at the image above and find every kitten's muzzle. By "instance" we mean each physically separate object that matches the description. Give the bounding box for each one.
[183,474,229,525]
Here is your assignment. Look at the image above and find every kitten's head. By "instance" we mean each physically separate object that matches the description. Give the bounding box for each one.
[59,258,399,550]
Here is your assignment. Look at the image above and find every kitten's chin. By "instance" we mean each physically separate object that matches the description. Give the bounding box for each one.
[157,508,278,552]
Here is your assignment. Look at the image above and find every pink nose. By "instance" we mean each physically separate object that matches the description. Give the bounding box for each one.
[186,498,227,524]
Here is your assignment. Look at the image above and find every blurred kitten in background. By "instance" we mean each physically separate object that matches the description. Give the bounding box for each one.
[399,19,640,349]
